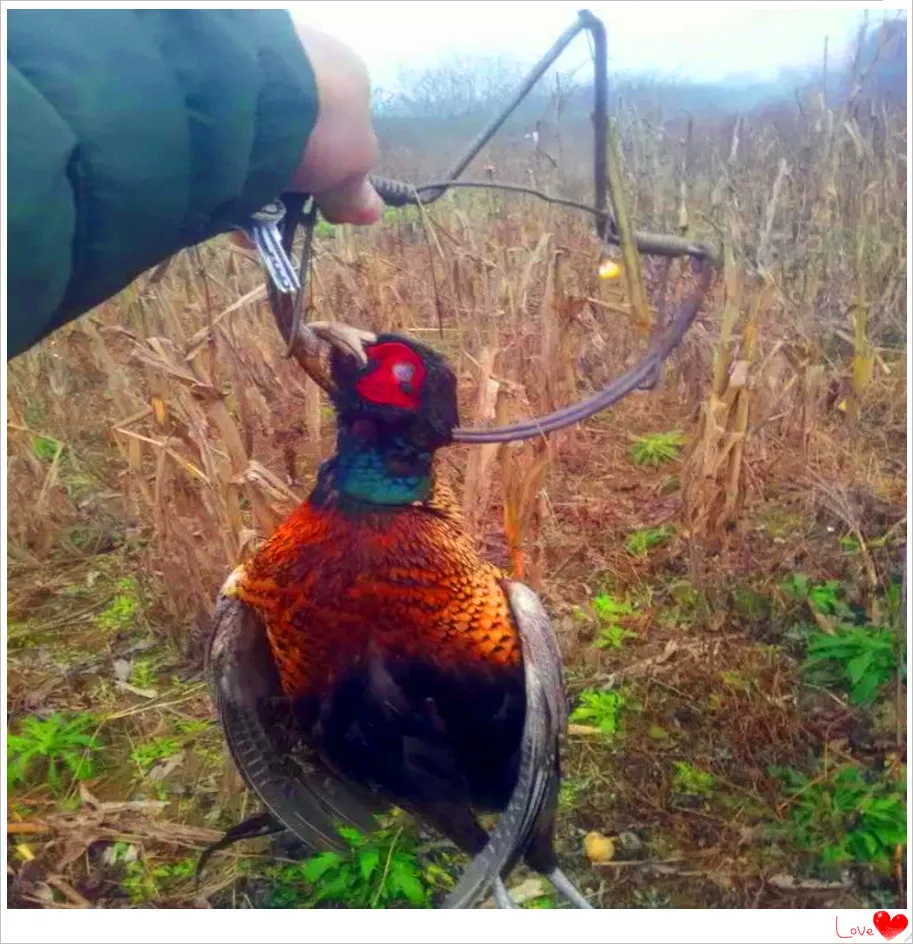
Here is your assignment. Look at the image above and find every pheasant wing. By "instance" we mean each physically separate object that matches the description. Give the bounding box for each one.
[206,592,382,853]
[442,580,565,908]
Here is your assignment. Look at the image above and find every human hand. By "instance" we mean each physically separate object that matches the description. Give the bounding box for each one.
[289,24,383,225]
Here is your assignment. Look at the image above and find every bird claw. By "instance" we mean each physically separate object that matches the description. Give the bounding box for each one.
[303,321,377,367]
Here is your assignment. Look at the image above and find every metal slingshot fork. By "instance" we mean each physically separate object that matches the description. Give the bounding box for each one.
[241,6,717,446]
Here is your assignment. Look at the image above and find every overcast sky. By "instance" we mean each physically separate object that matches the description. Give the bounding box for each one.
[289,1,903,91]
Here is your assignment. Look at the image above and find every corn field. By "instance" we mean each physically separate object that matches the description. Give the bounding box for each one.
[6,64,907,912]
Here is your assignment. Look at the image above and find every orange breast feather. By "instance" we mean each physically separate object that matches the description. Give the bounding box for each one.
[232,499,521,697]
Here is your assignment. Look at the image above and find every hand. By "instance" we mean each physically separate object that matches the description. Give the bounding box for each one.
[289,24,383,225]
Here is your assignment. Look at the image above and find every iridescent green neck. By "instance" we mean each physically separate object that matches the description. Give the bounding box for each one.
[315,425,434,507]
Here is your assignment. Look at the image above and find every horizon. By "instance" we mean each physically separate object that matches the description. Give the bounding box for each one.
[288,1,906,93]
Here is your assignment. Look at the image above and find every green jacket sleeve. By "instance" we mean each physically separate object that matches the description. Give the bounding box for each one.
[7,9,317,359]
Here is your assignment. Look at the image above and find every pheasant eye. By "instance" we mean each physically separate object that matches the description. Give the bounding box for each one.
[392,362,416,385]
[356,341,427,410]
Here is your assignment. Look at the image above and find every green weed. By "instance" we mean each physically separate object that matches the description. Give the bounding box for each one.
[780,573,854,621]
[626,525,675,558]
[731,585,773,625]
[129,659,158,690]
[570,690,626,739]
[121,860,157,904]
[591,592,638,649]
[175,718,212,737]
[757,506,805,540]
[523,894,558,908]
[661,579,711,629]
[672,761,716,797]
[557,774,590,812]
[99,576,139,632]
[802,625,899,705]
[7,712,102,793]
[268,826,432,908]
[720,670,751,693]
[773,764,906,873]
[151,857,198,889]
[633,887,672,908]
[107,843,156,904]
[628,430,685,467]
[130,736,182,774]
[31,434,62,461]
[596,624,639,649]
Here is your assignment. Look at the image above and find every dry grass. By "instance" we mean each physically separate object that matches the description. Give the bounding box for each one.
[6,86,907,910]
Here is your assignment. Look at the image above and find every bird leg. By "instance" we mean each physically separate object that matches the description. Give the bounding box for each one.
[546,867,593,909]
[493,878,518,909]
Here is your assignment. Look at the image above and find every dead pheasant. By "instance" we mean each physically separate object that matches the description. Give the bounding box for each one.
[203,324,590,908]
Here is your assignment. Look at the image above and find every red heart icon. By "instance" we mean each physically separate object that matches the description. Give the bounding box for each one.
[873,912,909,942]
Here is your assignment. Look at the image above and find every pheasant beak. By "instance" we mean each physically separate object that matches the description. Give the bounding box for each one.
[289,321,377,395]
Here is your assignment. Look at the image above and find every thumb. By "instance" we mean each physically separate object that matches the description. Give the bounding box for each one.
[314,176,384,225]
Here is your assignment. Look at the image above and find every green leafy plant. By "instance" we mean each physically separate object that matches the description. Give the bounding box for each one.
[672,761,716,797]
[7,712,101,792]
[150,857,197,891]
[661,578,712,629]
[31,434,62,462]
[773,764,907,872]
[129,659,158,690]
[633,886,672,908]
[99,576,139,631]
[130,736,182,774]
[720,670,751,693]
[628,430,685,467]
[596,623,639,649]
[268,826,431,908]
[780,573,854,621]
[523,894,558,908]
[111,849,198,905]
[758,505,804,540]
[175,718,212,737]
[570,690,626,739]
[731,585,772,624]
[106,843,159,904]
[557,775,587,812]
[591,593,638,649]
[626,525,674,558]
[802,625,898,705]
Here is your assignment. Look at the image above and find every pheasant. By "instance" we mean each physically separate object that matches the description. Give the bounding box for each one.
[204,324,591,909]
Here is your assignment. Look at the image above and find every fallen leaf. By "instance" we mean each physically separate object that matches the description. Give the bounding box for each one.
[6,822,51,836]
[112,659,132,683]
[114,680,159,699]
[568,723,602,736]
[481,876,548,908]
[767,872,850,890]
[146,752,185,783]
